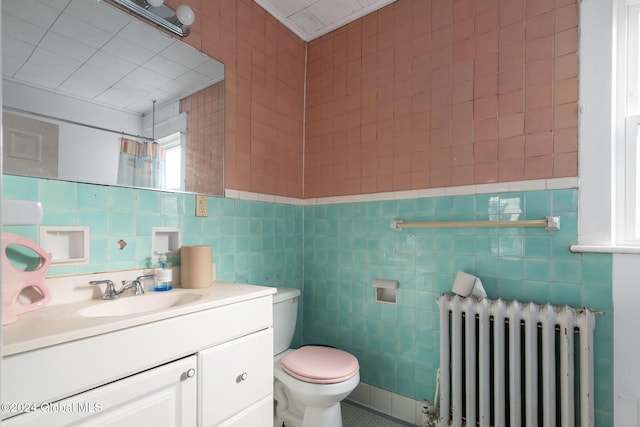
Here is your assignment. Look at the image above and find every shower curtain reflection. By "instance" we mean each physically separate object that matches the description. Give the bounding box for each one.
[117,137,165,189]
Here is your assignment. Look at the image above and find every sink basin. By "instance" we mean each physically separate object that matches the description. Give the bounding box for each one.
[77,292,204,318]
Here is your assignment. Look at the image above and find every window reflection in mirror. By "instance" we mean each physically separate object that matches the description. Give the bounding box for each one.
[159,132,184,192]
[2,79,224,196]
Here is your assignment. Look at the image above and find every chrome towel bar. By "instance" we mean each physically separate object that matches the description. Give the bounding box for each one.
[390,216,560,230]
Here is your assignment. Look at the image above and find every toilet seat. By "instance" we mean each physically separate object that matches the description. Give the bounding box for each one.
[280,346,359,384]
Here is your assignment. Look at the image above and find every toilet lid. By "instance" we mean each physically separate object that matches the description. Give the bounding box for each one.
[280,346,359,384]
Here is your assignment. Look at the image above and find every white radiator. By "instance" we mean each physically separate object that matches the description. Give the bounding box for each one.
[437,294,596,427]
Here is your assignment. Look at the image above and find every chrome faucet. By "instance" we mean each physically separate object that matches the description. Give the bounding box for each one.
[118,279,145,297]
[89,275,155,300]
[89,280,119,300]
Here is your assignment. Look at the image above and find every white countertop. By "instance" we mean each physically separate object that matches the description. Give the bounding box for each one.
[2,282,276,356]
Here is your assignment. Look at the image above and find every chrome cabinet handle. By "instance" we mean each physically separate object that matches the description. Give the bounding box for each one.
[236,372,248,383]
[182,368,196,380]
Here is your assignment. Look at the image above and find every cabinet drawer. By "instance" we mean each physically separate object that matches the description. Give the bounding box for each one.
[199,328,273,426]
[219,396,273,427]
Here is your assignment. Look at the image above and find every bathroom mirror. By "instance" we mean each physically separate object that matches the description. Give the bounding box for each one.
[2,0,225,196]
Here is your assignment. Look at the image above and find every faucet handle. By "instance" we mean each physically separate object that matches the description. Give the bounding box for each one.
[89,280,118,300]
[134,275,156,295]
[121,279,145,296]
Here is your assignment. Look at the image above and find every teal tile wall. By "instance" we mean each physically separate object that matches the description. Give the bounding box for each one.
[3,176,613,424]
[3,175,305,345]
[303,189,613,425]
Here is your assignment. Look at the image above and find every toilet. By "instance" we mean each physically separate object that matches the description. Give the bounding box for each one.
[273,287,360,427]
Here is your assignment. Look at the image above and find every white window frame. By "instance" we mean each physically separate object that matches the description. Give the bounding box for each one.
[622,2,640,244]
[143,104,187,193]
[574,0,640,253]
[157,132,185,192]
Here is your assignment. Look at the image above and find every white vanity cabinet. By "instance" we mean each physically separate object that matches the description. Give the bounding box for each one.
[1,285,276,426]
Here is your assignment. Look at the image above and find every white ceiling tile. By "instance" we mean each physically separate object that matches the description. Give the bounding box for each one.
[261,0,397,41]
[86,50,138,77]
[158,78,188,97]
[50,13,112,49]
[34,0,70,11]
[117,21,174,53]
[289,9,325,34]
[309,0,357,25]
[144,54,190,80]
[128,66,172,89]
[176,69,212,89]
[3,56,25,78]
[71,62,122,90]
[2,15,48,45]
[3,0,61,29]
[95,86,147,109]
[194,60,225,83]
[139,87,173,106]
[102,36,156,66]
[2,35,35,64]
[39,31,95,62]
[267,0,306,18]
[58,72,116,99]
[125,94,167,113]
[359,0,384,7]
[160,42,209,69]
[27,47,82,74]
[65,0,130,34]
[14,61,70,89]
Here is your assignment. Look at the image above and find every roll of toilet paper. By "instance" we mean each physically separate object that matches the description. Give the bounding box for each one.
[181,245,212,288]
[452,271,487,298]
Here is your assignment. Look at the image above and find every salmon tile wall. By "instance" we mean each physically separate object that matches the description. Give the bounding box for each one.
[304,0,579,198]
[181,81,225,195]
[166,0,306,198]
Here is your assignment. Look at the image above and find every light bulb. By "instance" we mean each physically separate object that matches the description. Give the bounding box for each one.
[176,5,195,26]
[146,0,164,6]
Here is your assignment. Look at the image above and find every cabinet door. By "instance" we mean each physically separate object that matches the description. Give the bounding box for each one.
[199,328,273,426]
[3,356,197,427]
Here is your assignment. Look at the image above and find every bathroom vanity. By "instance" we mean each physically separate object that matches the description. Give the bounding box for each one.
[1,281,276,426]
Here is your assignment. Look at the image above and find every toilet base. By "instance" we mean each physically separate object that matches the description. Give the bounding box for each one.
[274,380,347,427]
[302,404,343,427]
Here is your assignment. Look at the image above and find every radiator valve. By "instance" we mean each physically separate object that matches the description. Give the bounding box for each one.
[421,399,437,427]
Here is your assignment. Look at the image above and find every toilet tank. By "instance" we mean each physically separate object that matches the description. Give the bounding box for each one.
[273,287,301,356]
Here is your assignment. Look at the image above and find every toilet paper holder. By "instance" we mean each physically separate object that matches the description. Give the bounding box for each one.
[372,278,398,304]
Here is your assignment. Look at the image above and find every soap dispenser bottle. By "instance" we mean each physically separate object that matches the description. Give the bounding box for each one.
[153,252,173,291]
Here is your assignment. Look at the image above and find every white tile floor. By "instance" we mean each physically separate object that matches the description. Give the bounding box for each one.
[342,400,415,427]
[274,400,416,427]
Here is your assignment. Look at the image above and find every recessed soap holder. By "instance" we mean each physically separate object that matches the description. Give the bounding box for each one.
[39,226,90,265]
[372,278,398,304]
[151,227,181,259]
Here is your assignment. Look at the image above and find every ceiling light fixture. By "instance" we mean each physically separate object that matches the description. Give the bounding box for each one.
[104,0,194,37]
[175,5,195,26]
